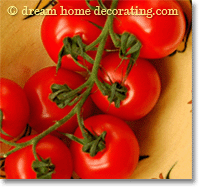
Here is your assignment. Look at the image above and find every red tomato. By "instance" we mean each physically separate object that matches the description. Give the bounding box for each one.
[0,78,29,141]
[41,3,111,72]
[70,114,140,179]
[24,66,93,136]
[5,135,73,179]
[114,0,186,59]
[91,53,161,120]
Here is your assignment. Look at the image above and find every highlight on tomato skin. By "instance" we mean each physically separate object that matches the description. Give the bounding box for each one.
[114,0,186,59]
[70,114,140,179]
[4,135,73,179]
[91,53,161,121]
[0,78,30,141]
[23,66,94,136]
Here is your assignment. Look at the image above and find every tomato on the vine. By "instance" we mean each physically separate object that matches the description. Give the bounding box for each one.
[0,78,29,141]
[24,66,93,136]
[91,53,161,121]
[70,114,140,179]
[5,135,73,179]
[41,3,112,72]
[114,0,186,59]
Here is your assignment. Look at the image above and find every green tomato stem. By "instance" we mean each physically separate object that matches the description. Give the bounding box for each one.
[85,31,106,52]
[32,140,40,161]
[90,0,119,93]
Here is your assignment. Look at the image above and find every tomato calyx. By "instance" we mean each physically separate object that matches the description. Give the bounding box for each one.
[63,111,107,157]
[49,83,81,108]
[32,155,55,179]
[119,32,141,57]
[118,32,142,77]
[99,81,128,108]
[65,129,106,157]
[57,35,95,72]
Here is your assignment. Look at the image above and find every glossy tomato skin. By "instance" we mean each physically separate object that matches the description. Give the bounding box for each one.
[0,78,29,141]
[70,114,139,179]
[41,4,111,72]
[91,53,161,121]
[24,66,93,135]
[5,135,73,179]
[114,0,186,59]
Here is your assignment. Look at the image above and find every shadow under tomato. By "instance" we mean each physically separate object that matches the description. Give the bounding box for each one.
[126,55,184,155]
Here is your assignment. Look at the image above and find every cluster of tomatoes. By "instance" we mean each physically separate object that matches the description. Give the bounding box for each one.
[0,0,186,179]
